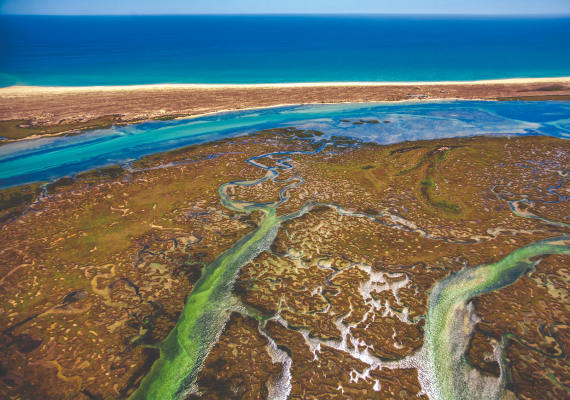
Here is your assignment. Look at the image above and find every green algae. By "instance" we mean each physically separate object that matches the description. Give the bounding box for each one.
[426,235,570,400]
[130,207,280,400]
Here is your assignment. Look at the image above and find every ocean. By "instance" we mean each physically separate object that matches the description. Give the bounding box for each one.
[0,15,569,87]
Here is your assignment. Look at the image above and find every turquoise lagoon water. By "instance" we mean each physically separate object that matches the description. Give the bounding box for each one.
[0,15,569,87]
[1,100,569,189]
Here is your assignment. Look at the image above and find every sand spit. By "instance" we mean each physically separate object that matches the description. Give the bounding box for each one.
[1,77,569,133]
[3,77,570,94]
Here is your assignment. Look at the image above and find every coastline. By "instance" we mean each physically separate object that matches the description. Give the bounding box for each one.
[1,77,569,141]
[3,76,570,94]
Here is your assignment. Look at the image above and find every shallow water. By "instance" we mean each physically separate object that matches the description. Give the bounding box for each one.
[1,100,569,189]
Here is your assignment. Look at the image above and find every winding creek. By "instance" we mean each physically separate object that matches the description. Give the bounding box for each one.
[3,100,570,399]
[129,135,570,400]
[426,235,570,400]
[131,145,329,399]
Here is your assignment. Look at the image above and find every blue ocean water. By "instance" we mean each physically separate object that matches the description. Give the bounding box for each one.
[1,15,569,87]
[1,100,569,189]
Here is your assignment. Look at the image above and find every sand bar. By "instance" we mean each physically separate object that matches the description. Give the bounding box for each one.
[3,77,570,94]
[1,77,569,132]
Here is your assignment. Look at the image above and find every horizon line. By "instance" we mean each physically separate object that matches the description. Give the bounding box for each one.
[2,12,570,17]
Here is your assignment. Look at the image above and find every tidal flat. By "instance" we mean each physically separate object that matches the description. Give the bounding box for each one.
[2,125,570,399]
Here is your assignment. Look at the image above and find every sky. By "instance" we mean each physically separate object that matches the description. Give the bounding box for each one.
[1,0,570,15]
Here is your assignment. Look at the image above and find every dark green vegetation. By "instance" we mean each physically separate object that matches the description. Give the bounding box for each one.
[520,84,569,92]
[0,116,123,140]
[0,183,43,221]
[46,178,75,194]
[0,114,188,141]
[255,126,324,138]
[153,116,180,121]
[391,145,462,214]
[353,119,379,125]
[42,166,129,195]
[75,165,126,182]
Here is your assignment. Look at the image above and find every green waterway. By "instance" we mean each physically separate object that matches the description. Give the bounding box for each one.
[130,203,281,399]
[426,235,570,400]
[130,146,318,399]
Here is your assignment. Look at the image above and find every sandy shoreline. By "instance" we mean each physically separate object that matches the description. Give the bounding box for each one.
[1,77,569,141]
[2,76,570,95]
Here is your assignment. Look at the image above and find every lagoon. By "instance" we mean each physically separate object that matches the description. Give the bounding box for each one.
[1,100,570,189]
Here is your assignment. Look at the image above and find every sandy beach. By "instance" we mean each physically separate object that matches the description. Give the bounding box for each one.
[1,77,569,139]
[3,76,570,93]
